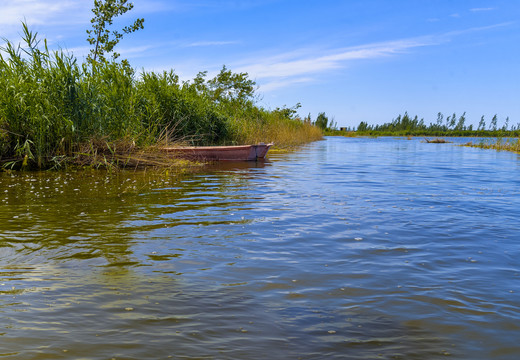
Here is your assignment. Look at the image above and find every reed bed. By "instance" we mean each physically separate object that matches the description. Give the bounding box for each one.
[424,137,452,144]
[464,138,520,153]
[0,25,322,170]
[229,112,322,148]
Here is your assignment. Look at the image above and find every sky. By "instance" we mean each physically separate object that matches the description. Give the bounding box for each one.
[1,0,519,128]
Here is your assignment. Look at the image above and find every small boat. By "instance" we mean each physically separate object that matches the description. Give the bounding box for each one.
[162,143,273,161]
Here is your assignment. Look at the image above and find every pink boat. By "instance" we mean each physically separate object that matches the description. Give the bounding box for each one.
[162,143,273,161]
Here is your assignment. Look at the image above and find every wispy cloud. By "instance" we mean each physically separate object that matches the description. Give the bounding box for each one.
[470,7,495,12]
[0,0,171,28]
[0,0,90,43]
[260,77,314,92]
[172,0,279,12]
[0,0,88,27]
[0,0,168,40]
[135,1,180,14]
[442,22,514,37]
[233,22,514,92]
[185,40,240,47]
[234,37,436,90]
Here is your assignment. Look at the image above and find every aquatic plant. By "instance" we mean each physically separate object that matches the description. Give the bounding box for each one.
[423,138,452,144]
[0,23,80,167]
[464,138,520,153]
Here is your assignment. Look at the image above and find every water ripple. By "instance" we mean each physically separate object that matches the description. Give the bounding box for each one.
[1,137,520,359]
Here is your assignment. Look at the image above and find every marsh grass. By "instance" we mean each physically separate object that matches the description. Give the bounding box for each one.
[72,138,202,171]
[464,138,520,153]
[230,112,322,148]
[424,138,452,144]
[0,24,322,169]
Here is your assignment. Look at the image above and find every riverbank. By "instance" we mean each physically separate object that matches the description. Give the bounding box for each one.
[0,25,322,170]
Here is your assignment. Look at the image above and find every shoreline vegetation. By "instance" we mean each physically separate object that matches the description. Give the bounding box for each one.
[0,23,322,171]
[326,112,520,154]
[2,0,514,172]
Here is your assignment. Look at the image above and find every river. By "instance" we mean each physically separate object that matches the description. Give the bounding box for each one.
[1,136,519,359]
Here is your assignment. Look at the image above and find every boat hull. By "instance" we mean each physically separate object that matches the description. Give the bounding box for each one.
[162,143,273,161]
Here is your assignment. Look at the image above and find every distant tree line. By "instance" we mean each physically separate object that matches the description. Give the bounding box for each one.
[298,112,337,132]
[355,112,518,137]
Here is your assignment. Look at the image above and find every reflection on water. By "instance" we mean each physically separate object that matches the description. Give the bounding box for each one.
[1,137,520,359]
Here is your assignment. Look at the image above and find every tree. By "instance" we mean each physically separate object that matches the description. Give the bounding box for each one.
[207,65,256,103]
[191,71,208,93]
[436,112,444,126]
[503,116,510,131]
[455,112,466,131]
[329,116,337,131]
[448,112,457,129]
[478,116,486,131]
[274,103,301,119]
[315,112,329,130]
[86,0,144,63]
[357,121,368,132]
[303,113,312,125]
[490,114,498,131]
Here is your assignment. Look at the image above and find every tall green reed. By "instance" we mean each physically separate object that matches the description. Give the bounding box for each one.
[136,71,230,145]
[0,23,79,166]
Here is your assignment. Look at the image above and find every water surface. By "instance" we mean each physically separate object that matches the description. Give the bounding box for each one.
[1,137,519,359]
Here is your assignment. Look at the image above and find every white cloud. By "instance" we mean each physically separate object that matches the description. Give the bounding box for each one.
[185,40,239,47]
[118,44,162,58]
[470,7,495,12]
[172,0,279,11]
[0,0,90,43]
[0,0,88,27]
[0,0,167,41]
[0,0,171,29]
[63,44,158,61]
[134,0,180,14]
[232,21,513,93]
[442,22,514,37]
[235,37,434,83]
[259,77,314,92]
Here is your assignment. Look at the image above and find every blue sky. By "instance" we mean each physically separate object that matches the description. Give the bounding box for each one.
[1,0,519,128]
